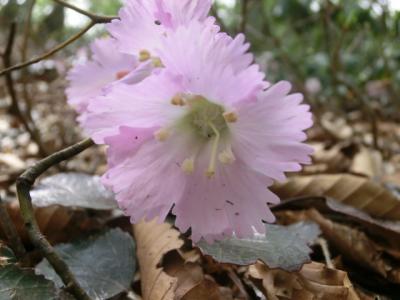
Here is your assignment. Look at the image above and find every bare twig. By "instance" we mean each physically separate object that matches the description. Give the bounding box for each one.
[0,21,95,77]
[21,0,37,63]
[0,195,26,259]
[16,138,95,300]
[21,0,37,119]
[53,0,117,23]
[2,23,49,157]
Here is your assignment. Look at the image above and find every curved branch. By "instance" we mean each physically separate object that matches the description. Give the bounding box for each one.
[0,21,95,77]
[16,138,95,300]
[53,0,117,23]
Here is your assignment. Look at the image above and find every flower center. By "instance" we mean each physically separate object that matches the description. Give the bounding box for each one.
[180,96,228,140]
[156,94,238,178]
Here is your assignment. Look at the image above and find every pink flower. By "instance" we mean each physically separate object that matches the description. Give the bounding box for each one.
[66,37,138,113]
[107,0,212,55]
[83,21,313,242]
[67,0,213,118]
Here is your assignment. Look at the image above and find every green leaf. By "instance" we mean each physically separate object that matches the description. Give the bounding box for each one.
[196,222,320,272]
[31,173,117,210]
[0,264,59,300]
[36,229,136,300]
[0,243,16,265]
[0,243,63,300]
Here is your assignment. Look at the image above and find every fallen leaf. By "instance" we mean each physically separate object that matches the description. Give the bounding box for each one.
[272,174,400,220]
[0,245,61,300]
[0,153,26,171]
[133,220,184,300]
[161,250,228,300]
[248,261,360,300]
[36,229,136,299]
[280,209,400,283]
[350,147,383,178]
[31,173,117,210]
[273,196,400,250]
[0,201,107,244]
[196,222,320,272]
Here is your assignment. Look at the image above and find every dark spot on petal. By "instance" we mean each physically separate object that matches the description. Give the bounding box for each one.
[235,212,240,216]
[226,200,234,205]
[135,136,138,140]
[155,20,161,25]
[215,208,222,211]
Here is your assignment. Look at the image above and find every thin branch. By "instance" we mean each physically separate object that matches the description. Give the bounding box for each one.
[21,0,37,62]
[0,21,95,77]
[0,195,26,259]
[16,138,95,300]
[2,23,49,157]
[53,0,117,23]
[21,0,37,119]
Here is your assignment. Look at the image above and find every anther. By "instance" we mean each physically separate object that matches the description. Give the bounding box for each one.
[182,158,194,174]
[223,111,238,123]
[171,94,186,106]
[116,70,129,80]
[218,147,235,164]
[154,128,170,141]
[139,50,151,62]
[152,57,164,68]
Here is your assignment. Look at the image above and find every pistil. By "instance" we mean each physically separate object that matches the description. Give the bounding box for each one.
[206,122,220,178]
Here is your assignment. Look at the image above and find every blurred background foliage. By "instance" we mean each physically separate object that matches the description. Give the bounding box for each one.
[0,0,399,117]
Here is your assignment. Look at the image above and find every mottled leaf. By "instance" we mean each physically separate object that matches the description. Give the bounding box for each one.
[36,229,136,300]
[196,222,320,271]
[31,173,117,210]
[0,245,59,300]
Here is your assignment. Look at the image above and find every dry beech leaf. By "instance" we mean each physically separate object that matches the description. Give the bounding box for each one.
[0,201,105,244]
[133,220,184,300]
[321,112,354,141]
[161,249,232,300]
[305,142,356,174]
[248,261,360,300]
[280,209,400,284]
[273,197,400,250]
[350,147,383,178]
[272,174,400,220]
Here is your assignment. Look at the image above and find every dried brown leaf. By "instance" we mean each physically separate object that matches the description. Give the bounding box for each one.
[248,261,360,300]
[273,196,400,250]
[272,174,400,220]
[0,201,104,244]
[133,220,183,300]
[280,209,400,283]
[350,147,383,178]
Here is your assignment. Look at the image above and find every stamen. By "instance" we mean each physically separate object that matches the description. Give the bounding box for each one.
[218,147,235,164]
[139,50,151,62]
[154,128,170,141]
[182,158,195,174]
[223,111,238,123]
[152,57,164,68]
[171,94,186,106]
[206,122,220,178]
